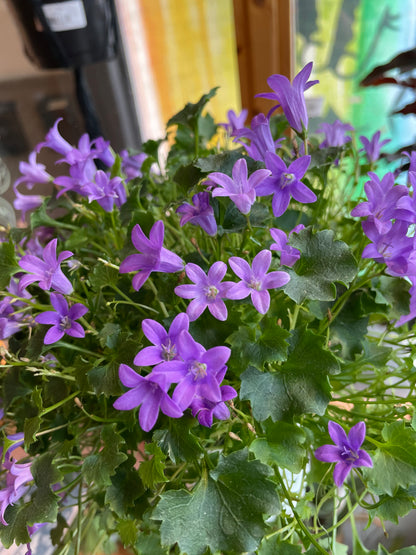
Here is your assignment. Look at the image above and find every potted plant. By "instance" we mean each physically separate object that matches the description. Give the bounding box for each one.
[1,62,416,555]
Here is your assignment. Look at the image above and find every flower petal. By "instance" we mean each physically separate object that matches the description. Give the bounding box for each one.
[328,421,348,447]
[333,462,352,487]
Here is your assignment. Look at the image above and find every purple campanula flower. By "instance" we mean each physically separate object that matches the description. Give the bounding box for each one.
[13,188,43,221]
[269,224,305,267]
[36,118,72,156]
[256,62,319,135]
[233,113,283,162]
[351,172,409,234]
[174,261,234,322]
[134,313,190,366]
[315,421,372,486]
[85,170,126,212]
[155,331,231,411]
[317,120,354,148]
[359,131,391,164]
[176,192,217,236]
[227,250,290,314]
[119,221,184,291]
[191,384,237,428]
[0,437,33,526]
[18,238,73,294]
[0,278,33,340]
[257,152,315,217]
[14,151,52,190]
[35,293,88,345]
[113,364,183,432]
[218,108,248,136]
[361,219,416,277]
[120,150,148,181]
[209,158,271,215]
[94,137,115,168]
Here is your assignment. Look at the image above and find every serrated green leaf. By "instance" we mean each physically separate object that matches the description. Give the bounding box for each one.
[153,449,280,555]
[167,88,218,129]
[50,513,68,546]
[228,324,290,373]
[82,424,128,487]
[173,163,204,192]
[250,421,307,473]
[136,530,168,555]
[105,456,145,517]
[284,228,357,303]
[368,490,414,525]
[89,262,119,290]
[0,240,19,289]
[153,417,203,464]
[24,415,41,448]
[139,443,167,489]
[117,518,138,547]
[240,328,338,421]
[366,422,416,495]
[98,323,121,349]
[195,151,263,176]
[30,201,58,230]
[258,538,303,555]
[88,361,123,397]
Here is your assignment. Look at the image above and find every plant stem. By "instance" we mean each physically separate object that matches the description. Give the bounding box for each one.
[275,468,329,554]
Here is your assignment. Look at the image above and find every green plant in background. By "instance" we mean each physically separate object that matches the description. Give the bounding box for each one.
[1,62,416,555]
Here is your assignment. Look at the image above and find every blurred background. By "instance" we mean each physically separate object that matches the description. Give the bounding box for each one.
[1,0,416,230]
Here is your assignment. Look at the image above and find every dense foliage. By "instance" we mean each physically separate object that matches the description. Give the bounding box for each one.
[1,62,416,554]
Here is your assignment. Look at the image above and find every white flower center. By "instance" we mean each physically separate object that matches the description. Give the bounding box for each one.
[191,362,207,380]
[205,285,219,300]
[161,339,176,361]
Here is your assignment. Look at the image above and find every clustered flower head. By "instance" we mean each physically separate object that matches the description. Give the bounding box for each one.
[113,319,237,431]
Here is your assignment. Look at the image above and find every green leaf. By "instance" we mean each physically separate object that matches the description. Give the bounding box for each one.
[167,88,218,129]
[24,387,43,448]
[173,163,204,192]
[0,240,19,289]
[153,449,280,555]
[240,327,338,421]
[153,416,203,464]
[82,424,128,487]
[98,323,121,349]
[138,443,167,489]
[89,263,119,291]
[105,456,145,517]
[258,538,302,555]
[88,360,123,397]
[136,530,168,555]
[366,422,416,496]
[250,421,308,473]
[228,324,290,373]
[195,150,263,175]
[284,228,357,303]
[368,489,414,525]
[117,518,138,547]
[30,201,59,230]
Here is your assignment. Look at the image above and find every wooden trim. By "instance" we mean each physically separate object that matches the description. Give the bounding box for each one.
[233,0,294,119]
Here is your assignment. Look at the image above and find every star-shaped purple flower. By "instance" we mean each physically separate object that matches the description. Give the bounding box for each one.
[227,250,290,314]
[134,313,189,366]
[119,220,184,291]
[359,131,391,164]
[317,120,354,148]
[85,170,126,212]
[256,62,319,135]
[154,331,231,411]
[218,108,248,136]
[176,192,217,236]
[269,224,305,267]
[256,152,315,217]
[233,113,283,162]
[209,158,271,215]
[113,364,183,432]
[314,421,373,486]
[35,293,88,345]
[18,238,74,295]
[174,261,234,321]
